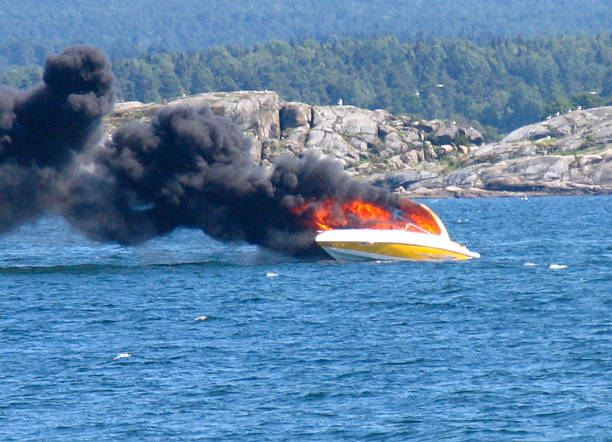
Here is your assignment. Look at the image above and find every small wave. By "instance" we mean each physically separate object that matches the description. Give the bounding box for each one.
[194,315,209,321]
[266,272,279,278]
[301,391,328,400]
[0,259,239,274]
[0,263,127,275]
[113,353,133,360]
[523,262,538,267]
[148,260,239,269]
[549,264,568,270]
[385,358,425,366]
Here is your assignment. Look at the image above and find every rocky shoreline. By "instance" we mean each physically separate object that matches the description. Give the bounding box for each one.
[107,91,612,198]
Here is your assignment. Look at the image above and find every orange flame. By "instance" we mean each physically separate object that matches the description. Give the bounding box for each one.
[292,198,443,235]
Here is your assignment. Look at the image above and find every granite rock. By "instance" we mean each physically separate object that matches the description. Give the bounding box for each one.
[107,91,611,197]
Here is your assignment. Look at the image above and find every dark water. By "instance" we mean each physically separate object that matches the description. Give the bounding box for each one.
[1,196,610,440]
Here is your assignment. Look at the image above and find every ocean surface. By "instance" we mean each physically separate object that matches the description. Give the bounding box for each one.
[1,196,610,440]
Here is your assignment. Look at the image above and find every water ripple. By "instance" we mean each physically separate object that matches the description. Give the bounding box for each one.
[1,196,611,440]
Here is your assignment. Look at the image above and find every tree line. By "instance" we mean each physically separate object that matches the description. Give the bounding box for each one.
[2,0,611,70]
[3,34,612,137]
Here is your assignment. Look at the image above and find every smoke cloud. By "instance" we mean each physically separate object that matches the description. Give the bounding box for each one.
[1,46,401,256]
[0,45,114,231]
[61,104,396,255]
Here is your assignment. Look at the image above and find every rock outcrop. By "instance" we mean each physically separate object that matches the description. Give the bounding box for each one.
[391,107,612,197]
[108,91,482,172]
[107,91,612,197]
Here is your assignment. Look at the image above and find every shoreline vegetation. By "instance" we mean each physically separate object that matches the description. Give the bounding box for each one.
[4,34,612,140]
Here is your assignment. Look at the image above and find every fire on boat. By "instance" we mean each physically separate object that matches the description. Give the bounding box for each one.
[298,199,480,262]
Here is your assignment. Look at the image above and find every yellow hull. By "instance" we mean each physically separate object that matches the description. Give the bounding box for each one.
[315,229,479,262]
[317,241,474,261]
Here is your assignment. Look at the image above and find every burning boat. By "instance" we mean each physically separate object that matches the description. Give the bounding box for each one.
[296,199,479,262]
[315,227,480,261]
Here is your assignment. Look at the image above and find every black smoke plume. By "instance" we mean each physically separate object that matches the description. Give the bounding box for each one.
[1,45,400,256]
[0,45,114,231]
[62,105,396,255]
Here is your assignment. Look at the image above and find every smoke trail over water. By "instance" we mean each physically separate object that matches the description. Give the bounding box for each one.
[0,45,114,231]
[62,104,396,255]
[1,46,400,256]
